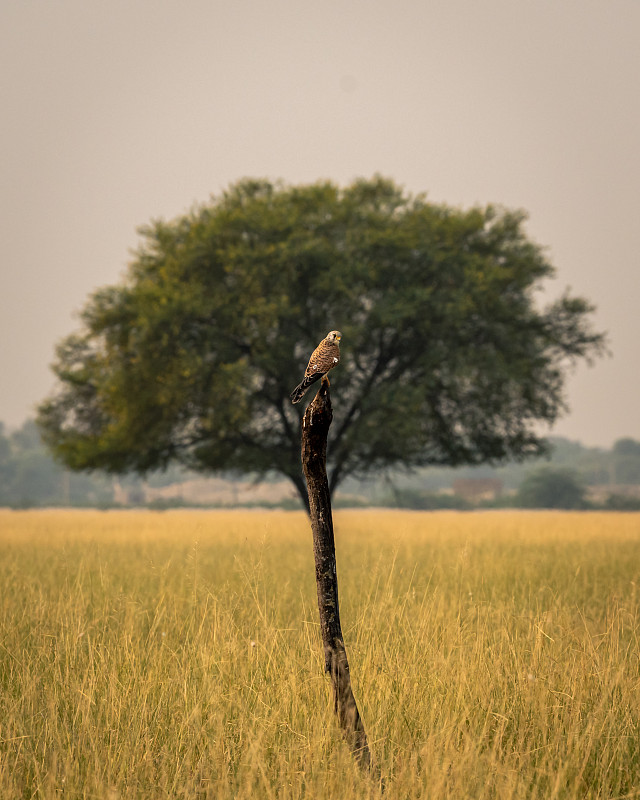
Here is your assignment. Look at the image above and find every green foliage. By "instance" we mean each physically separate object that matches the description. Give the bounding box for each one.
[517,467,587,509]
[611,438,640,483]
[37,177,605,504]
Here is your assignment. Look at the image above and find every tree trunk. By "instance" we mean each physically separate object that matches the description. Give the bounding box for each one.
[301,378,372,770]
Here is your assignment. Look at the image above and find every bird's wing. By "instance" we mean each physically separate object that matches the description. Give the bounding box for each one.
[305,341,340,377]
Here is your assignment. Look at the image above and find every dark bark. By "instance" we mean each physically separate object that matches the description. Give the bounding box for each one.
[301,378,372,770]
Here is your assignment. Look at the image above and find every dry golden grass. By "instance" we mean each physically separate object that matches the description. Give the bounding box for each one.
[1,509,639,799]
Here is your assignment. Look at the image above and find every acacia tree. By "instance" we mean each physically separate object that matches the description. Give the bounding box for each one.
[37,177,605,507]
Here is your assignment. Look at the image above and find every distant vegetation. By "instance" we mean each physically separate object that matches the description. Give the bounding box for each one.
[516,467,588,510]
[0,420,114,508]
[2,419,640,509]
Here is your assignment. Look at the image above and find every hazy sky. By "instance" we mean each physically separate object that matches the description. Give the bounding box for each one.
[1,0,638,447]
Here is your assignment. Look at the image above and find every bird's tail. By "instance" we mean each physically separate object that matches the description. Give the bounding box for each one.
[290,374,321,404]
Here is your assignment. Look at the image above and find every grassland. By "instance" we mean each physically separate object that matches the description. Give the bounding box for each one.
[0,509,639,799]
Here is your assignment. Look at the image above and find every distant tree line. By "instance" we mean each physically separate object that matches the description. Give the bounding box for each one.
[0,420,114,507]
[1,420,640,510]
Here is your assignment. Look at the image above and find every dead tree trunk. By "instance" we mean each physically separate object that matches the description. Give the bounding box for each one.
[301,378,372,770]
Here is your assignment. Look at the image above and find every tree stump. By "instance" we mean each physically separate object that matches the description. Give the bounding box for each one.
[301,378,372,770]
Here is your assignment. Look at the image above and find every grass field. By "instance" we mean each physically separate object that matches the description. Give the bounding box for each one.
[1,509,639,799]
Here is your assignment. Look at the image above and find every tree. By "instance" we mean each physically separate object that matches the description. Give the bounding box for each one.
[611,438,640,484]
[301,381,371,769]
[0,423,15,505]
[6,421,62,506]
[517,467,587,509]
[37,177,605,508]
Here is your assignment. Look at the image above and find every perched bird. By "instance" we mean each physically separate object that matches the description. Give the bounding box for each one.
[290,330,342,404]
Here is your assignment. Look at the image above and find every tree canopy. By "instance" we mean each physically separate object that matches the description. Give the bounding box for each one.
[37,177,605,507]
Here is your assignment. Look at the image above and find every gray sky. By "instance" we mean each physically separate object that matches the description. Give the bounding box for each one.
[1,0,638,447]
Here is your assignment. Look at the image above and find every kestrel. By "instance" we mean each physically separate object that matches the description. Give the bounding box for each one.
[290,330,342,404]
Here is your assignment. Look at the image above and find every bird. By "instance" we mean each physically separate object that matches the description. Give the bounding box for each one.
[290,330,342,404]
